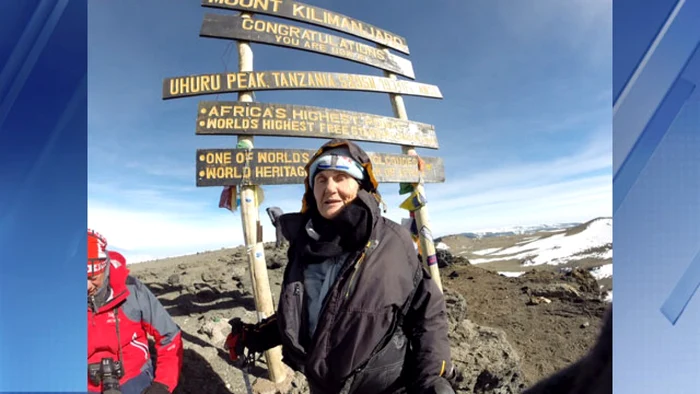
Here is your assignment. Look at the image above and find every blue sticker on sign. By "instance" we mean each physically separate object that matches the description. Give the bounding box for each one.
[255,252,263,259]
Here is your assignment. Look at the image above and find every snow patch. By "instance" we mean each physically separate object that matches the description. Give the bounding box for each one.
[470,218,612,266]
[589,264,613,280]
[435,242,450,251]
[604,291,612,303]
[498,271,526,278]
[472,247,502,256]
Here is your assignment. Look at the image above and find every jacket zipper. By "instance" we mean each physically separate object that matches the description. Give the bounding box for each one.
[344,243,371,299]
[90,295,97,326]
[284,282,308,360]
[311,241,372,345]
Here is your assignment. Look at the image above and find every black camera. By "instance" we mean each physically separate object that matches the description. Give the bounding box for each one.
[88,358,124,394]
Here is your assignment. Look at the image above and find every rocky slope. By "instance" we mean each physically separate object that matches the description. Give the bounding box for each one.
[129,243,609,394]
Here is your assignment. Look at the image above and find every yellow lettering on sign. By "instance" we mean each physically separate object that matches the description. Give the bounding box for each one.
[292,4,304,17]
[325,14,340,26]
[204,166,238,179]
[241,18,254,31]
[202,152,232,165]
[288,25,301,39]
[217,0,404,51]
[255,72,266,87]
[310,42,326,51]
[337,74,376,90]
[169,75,221,96]
[232,106,244,117]
[203,118,259,130]
[211,0,282,12]
[205,167,219,179]
[285,73,295,87]
[233,151,254,164]
[226,72,268,90]
[271,72,281,87]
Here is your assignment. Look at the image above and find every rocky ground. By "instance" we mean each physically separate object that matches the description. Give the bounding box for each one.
[129,243,609,394]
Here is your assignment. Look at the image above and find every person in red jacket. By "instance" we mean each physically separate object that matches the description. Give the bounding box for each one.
[87,229,183,394]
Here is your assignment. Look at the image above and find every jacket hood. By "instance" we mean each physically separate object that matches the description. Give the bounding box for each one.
[95,253,131,313]
[301,139,381,214]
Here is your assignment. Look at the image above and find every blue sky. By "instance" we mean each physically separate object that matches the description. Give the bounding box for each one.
[87,0,612,262]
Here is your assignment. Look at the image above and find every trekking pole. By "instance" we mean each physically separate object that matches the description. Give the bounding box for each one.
[241,353,255,394]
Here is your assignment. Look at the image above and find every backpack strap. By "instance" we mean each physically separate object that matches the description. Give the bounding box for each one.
[396,264,423,331]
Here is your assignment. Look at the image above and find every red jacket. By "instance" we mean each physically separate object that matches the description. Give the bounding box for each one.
[88,253,182,392]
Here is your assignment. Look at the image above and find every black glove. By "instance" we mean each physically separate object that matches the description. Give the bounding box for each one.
[225,318,265,361]
[140,381,170,394]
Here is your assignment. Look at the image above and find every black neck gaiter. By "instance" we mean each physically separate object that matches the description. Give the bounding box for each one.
[302,191,374,264]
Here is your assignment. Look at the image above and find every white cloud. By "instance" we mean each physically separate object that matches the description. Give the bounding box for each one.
[89,149,611,262]
[87,182,309,262]
[88,202,243,256]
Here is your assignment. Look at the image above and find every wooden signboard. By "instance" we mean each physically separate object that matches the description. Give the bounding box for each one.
[162,71,442,100]
[200,14,415,79]
[196,101,439,149]
[201,0,410,55]
[196,148,445,186]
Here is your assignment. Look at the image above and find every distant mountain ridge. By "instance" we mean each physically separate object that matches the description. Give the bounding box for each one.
[451,222,582,239]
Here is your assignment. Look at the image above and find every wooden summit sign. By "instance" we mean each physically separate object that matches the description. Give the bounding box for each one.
[196,101,439,149]
[201,0,410,55]
[196,148,445,186]
[200,13,415,79]
[163,71,442,100]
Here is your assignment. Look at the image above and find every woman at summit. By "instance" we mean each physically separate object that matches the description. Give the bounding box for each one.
[225,139,457,394]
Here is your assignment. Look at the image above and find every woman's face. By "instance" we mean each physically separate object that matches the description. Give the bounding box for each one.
[313,170,360,219]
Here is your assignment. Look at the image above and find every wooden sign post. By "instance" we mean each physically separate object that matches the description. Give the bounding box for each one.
[163,0,448,386]
[381,53,444,292]
[233,12,287,384]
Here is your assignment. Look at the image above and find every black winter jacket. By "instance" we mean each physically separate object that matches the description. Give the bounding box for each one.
[253,191,452,394]
[250,139,453,394]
